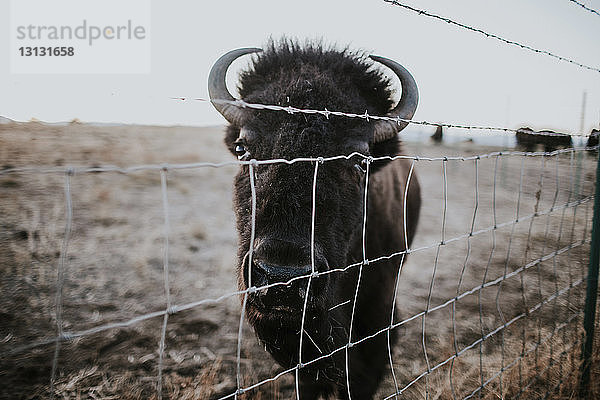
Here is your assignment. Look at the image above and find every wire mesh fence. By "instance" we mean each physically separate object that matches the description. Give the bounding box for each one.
[1,1,599,398]
[0,118,598,399]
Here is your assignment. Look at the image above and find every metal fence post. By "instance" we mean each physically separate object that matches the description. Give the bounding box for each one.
[581,149,600,399]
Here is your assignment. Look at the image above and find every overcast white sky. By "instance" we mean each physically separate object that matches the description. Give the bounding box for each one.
[1,0,599,134]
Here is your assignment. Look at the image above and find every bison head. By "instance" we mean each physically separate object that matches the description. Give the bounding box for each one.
[208,42,418,367]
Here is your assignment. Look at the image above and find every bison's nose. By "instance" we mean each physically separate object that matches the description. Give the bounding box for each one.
[241,250,329,309]
[241,246,328,289]
[242,239,327,289]
[250,259,313,287]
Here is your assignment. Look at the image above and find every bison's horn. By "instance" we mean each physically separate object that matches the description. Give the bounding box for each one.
[369,55,419,143]
[208,47,262,125]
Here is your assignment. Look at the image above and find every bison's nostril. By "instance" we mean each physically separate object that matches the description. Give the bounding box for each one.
[252,260,312,285]
[241,248,328,292]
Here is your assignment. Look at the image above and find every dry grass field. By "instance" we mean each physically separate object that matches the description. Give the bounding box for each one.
[0,120,598,399]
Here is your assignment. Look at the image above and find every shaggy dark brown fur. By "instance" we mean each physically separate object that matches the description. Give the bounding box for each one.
[223,40,420,399]
[588,129,599,148]
[431,125,443,144]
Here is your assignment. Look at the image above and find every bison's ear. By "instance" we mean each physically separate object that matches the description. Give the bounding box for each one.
[224,125,241,156]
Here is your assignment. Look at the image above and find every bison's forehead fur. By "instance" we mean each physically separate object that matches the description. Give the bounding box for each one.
[239,41,395,114]
[224,41,403,160]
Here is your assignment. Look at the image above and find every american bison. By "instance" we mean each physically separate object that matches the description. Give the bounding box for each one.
[516,127,573,152]
[431,125,443,144]
[588,128,599,148]
[208,41,421,399]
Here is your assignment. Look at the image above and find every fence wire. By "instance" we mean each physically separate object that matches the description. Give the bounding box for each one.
[49,169,73,398]
[172,97,594,138]
[382,0,600,73]
[567,0,600,17]
[1,2,599,392]
[1,140,597,399]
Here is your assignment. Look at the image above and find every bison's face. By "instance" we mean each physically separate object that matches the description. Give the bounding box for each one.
[208,45,418,331]
[227,119,370,326]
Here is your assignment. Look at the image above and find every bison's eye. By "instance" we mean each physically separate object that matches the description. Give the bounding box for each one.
[234,144,250,160]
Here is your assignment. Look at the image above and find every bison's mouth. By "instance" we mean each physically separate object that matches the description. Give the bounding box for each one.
[246,282,323,319]
[243,279,330,331]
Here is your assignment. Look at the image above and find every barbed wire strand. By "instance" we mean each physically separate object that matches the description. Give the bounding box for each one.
[568,0,600,16]
[173,97,594,138]
[382,0,600,73]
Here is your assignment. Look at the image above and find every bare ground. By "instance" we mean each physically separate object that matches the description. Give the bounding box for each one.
[0,121,598,399]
